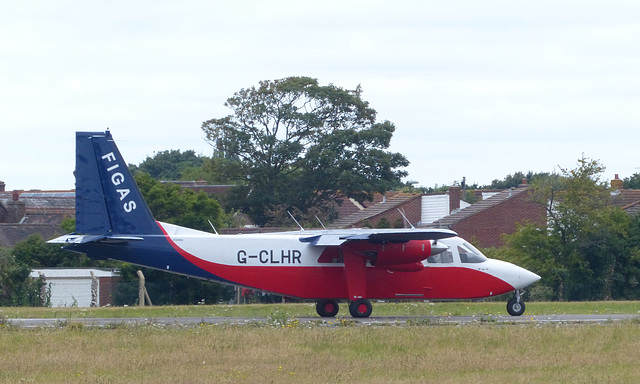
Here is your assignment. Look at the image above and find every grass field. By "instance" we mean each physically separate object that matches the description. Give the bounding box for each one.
[0,300,639,319]
[1,301,640,383]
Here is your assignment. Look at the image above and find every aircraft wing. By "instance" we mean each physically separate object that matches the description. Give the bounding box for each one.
[299,228,457,247]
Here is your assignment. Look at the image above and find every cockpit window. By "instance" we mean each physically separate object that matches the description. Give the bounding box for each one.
[427,248,453,264]
[458,243,487,263]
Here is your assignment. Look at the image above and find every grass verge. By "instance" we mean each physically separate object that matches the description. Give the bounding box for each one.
[1,321,639,383]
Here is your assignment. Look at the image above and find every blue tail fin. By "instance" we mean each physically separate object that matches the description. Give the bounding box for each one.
[75,131,161,235]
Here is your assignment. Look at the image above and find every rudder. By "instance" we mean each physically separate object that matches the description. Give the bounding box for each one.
[75,131,161,236]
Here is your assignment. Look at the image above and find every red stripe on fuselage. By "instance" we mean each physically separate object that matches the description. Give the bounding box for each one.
[157,224,514,300]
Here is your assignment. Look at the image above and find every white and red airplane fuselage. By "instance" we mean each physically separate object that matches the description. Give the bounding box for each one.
[50,131,541,318]
[154,222,538,302]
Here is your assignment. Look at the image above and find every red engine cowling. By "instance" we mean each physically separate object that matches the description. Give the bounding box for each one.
[341,240,433,268]
[373,241,433,267]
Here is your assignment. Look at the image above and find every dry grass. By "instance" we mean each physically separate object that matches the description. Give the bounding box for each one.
[1,321,640,383]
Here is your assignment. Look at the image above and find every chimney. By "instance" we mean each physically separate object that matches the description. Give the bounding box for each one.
[449,186,461,214]
[0,181,5,192]
[6,190,26,223]
[611,174,624,190]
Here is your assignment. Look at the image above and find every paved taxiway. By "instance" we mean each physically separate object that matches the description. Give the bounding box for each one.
[5,314,640,328]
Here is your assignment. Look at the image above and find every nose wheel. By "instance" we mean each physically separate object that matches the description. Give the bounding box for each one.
[507,290,526,316]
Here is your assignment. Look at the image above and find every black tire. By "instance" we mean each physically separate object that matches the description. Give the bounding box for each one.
[507,297,526,316]
[349,299,373,318]
[316,299,339,317]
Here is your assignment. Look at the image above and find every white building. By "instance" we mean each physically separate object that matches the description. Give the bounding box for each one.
[29,268,119,307]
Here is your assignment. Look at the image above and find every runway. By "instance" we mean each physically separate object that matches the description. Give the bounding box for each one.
[6,314,640,328]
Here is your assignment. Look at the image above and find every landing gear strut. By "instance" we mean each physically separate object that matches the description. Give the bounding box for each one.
[507,290,526,316]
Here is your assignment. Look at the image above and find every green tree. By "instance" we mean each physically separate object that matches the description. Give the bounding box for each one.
[487,171,551,189]
[0,247,45,306]
[201,76,408,226]
[624,173,640,189]
[134,173,224,232]
[130,149,206,181]
[500,156,640,301]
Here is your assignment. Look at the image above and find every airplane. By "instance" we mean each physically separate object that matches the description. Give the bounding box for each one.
[49,131,541,318]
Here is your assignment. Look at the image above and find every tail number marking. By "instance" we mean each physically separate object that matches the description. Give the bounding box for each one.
[237,250,302,264]
[101,152,137,213]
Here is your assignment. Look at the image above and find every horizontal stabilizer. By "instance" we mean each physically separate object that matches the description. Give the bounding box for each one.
[48,234,144,244]
[48,234,106,244]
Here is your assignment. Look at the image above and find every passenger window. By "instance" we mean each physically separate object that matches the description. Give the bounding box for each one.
[427,249,453,264]
[458,243,487,263]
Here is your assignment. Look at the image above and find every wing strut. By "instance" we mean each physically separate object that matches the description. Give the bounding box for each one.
[342,249,367,301]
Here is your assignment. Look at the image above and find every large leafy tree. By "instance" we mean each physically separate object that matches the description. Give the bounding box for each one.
[130,149,206,181]
[498,157,640,301]
[201,76,409,226]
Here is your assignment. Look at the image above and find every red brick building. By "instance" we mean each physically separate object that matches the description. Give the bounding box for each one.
[425,185,547,248]
[330,184,547,248]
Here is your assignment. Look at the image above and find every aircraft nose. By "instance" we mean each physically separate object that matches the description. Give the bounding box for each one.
[490,259,541,290]
[516,268,541,289]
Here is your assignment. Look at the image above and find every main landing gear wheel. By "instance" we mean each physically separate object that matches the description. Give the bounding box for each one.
[349,299,373,318]
[507,291,526,316]
[316,299,340,317]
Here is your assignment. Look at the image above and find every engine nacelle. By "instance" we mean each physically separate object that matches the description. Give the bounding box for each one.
[372,241,433,267]
[342,240,437,269]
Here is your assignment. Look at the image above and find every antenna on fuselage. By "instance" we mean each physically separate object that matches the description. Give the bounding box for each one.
[315,215,327,230]
[287,211,304,231]
[397,208,415,229]
[208,220,219,235]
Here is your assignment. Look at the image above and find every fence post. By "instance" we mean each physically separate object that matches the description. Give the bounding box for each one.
[90,271,98,307]
[136,270,153,307]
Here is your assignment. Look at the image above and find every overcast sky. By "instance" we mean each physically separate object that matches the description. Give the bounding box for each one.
[2,1,639,191]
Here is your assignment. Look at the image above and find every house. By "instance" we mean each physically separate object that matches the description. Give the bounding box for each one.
[328,192,423,229]
[330,182,547,248]
[29,268,120,307]
[610,174,640,215]
[331,175,640,249]
[422,184,546,248]
[0,182,74,247]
